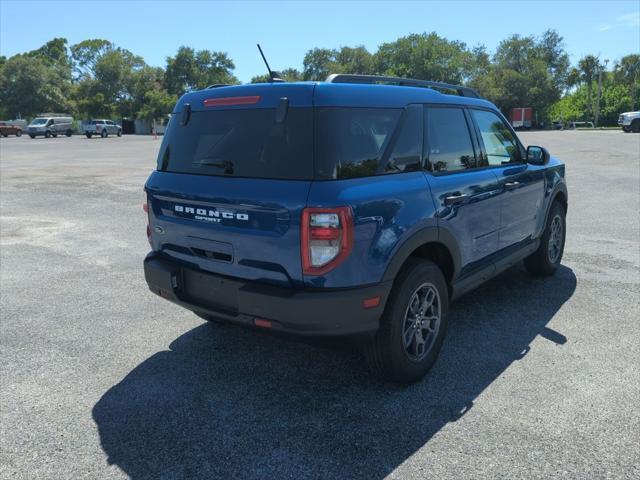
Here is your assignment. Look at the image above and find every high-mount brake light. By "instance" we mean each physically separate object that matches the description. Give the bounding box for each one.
[203,96,261,107]
[301,207,353,276]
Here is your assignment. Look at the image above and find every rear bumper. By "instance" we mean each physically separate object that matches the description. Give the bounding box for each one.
[144,253,392,335]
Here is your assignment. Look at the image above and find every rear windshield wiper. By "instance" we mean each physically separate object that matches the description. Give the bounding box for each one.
[194,159,234,174]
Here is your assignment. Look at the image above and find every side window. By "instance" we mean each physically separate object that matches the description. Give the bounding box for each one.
[107,121,115,126]
[471,109,520,165]
[425,107,476,173]
[383,104,423,173]
[315,108,401,179]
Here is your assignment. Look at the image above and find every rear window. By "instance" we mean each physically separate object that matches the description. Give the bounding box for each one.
[315,108,401,179]
[158,108,313,180]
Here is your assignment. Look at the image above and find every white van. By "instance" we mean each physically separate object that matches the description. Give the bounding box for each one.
[27,114,74,138]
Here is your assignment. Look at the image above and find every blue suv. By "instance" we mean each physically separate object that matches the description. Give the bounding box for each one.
[144,74,567,383]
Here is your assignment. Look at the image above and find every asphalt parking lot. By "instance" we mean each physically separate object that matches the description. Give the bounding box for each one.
[1,131,639,479]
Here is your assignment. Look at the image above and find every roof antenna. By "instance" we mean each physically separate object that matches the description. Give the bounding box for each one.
[257,44,284,83]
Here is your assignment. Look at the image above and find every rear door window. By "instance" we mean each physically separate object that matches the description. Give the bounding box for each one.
[158,108,314,180]
[424,107,476,173]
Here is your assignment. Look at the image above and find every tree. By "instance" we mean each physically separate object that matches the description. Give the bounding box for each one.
[0,55,71,118]
[577,54,602,120]
[71,39,114,78]
[165,46,237,96]
[302,48,337,80]
[374,33,475,84]
[137,87,176,123]
[250,68,302,83]
[614,54,640,110]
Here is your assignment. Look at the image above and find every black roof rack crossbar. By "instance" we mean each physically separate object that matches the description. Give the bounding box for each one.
[207,84,231,89]
[325,74,481,98]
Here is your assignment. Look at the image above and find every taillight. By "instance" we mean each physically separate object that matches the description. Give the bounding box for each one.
[301,207,353,276]
[144,200,152,246]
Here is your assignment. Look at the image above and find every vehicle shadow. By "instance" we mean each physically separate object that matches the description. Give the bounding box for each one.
[93,264,576,479]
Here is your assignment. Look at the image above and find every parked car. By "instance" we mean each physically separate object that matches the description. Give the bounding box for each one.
[27,114,74,138]
[0,121,22,137]
[84,119,122,138]
[143,75,568,383]
[618,111,640,132]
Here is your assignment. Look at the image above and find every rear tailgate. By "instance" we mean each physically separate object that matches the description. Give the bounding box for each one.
[145,83,316,288]
[146,173,310,287]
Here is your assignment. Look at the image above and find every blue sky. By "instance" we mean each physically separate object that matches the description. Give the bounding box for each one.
[1,0,639,82]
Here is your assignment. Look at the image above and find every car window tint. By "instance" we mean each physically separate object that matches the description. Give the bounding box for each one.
[425,107,476,173]
[384,105,423,173]
[315,108,401,179]
[471,109,519,165]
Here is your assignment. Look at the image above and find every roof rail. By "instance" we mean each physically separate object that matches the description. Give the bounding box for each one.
[325,74,481,98]
[207,84,231,89]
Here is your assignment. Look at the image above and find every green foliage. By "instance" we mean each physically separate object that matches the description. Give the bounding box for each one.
[165,46,237,96]
[375,33,474,84]
[1,33,638,128]
[251,68,302,83]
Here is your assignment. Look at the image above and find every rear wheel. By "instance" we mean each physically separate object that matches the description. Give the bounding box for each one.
[65,130,72,137]
[85,133,92,139]
[524,202,566,276]
[1,132,7,137]
[101,129,107,138]
[45,130,51,138]
[631,119,640,133]
[364,258,449,383]
[29,134,36,139]
[117,129,122,137]
[15,130,22,137]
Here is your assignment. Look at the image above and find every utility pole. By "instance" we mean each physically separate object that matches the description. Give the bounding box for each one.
[595,59,609,128]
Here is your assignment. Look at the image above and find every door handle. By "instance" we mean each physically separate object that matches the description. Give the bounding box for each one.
[504,181,520,190]
[444,193,468,205]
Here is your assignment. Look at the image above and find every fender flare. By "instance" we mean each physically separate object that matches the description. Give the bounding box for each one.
[381,226,462,284]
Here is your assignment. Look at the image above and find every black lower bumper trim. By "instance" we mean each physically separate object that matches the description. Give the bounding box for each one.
[144,254,392,336]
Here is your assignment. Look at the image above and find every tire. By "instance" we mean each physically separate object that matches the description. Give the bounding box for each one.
[44,130,51,138]
[622,126,630,132]
[65,130,72,137]
[524,202,566,276]
[101,129,107,138]
[117,129,122,137]
[631,119,640,133]
[86,133,92,139]
[364,258,449,383]
[52,133,58,138]
[29,134,36,139]
[15,130,22,137]
[1,132,7,137]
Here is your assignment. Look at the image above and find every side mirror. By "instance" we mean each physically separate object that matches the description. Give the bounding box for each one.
[527,145,550,165]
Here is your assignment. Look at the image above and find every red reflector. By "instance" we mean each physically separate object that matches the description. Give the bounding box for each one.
[310,227,340,240]
[363,296,381,309]
[143,202,149,213]
[203,96,261,107]
[254,318,272,328]
[159,289,170,299]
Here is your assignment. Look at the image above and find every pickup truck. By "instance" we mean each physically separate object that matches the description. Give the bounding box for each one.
[143,74,568,383]
[618,111,640,132]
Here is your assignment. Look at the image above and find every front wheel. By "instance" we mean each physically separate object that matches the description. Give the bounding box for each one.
[525,202,566,276]
[364,258,449,383]
[29,134,36,139]
[85,133,92,139]
[65,130,72,137]
[15,130,22,137]
[117,129,122,137]
[44,131,51,138]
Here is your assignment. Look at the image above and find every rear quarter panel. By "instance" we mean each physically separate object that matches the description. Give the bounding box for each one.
[305,172,436,288]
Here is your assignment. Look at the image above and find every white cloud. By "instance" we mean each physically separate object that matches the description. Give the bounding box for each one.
[598,11,640,31]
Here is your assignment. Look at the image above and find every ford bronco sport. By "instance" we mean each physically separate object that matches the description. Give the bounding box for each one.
[144,74,567,383]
